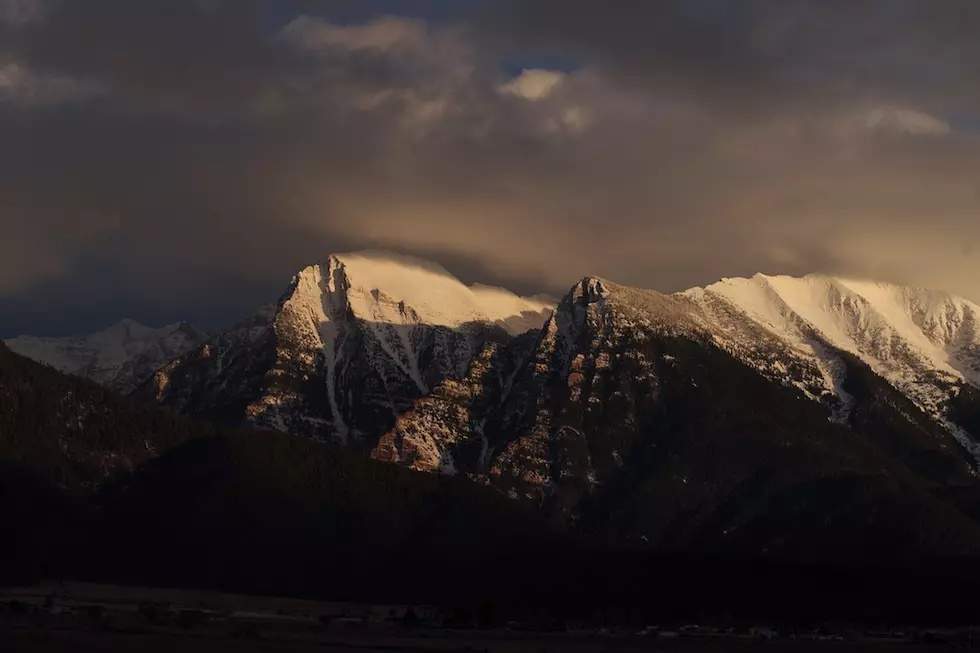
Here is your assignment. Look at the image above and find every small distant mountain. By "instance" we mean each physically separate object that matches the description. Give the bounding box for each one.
[5,319,208,394]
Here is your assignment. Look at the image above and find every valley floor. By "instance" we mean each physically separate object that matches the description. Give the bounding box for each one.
[0,625,964,653]
[0,583,974,653]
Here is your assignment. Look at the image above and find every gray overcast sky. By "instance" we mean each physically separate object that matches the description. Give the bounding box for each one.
[3,0,980,336]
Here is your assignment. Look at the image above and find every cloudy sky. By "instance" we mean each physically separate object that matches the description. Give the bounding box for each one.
[3,0,980,336]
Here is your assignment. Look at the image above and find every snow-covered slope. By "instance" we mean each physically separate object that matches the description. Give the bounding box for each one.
[683,274,980,455]
[5,319,208,394]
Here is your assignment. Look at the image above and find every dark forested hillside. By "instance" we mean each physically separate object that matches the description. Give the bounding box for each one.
[0,342,559,601]
[561,335,980,559]
[12,339,980,625]
[92,430,559,602]
[0,341,219,490]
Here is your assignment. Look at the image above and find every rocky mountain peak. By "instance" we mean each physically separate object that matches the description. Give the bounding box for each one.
[143,252,555,454]
[567,276,610,304]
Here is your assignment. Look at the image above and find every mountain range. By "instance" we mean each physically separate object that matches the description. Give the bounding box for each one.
[7,250,980,557]
[6,318,980,626]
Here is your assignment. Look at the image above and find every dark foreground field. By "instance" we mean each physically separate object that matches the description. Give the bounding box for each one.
[1,582,974,653]
[0,627,964,653]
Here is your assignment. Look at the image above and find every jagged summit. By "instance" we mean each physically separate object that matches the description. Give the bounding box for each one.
[567,276,610,302]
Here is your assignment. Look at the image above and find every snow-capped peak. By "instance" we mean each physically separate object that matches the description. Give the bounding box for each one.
[694,273,980,382]
[5,319,208,394]
[683,273,980,446]
[239,252,557,450]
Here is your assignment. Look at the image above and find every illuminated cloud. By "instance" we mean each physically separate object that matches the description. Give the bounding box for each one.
[498,69,565,101]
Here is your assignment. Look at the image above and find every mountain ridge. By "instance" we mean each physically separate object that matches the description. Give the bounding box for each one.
[11,256,980,471]
[9,254,969,463]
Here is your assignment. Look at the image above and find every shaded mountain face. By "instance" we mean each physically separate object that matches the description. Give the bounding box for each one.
[137,254,980,557]
[0,341,219,491]
[5,319,207,394]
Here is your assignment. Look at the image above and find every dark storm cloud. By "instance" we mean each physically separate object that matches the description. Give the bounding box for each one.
[485,0,980,113]
[473,0,980,291]
[3,0,980,336]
